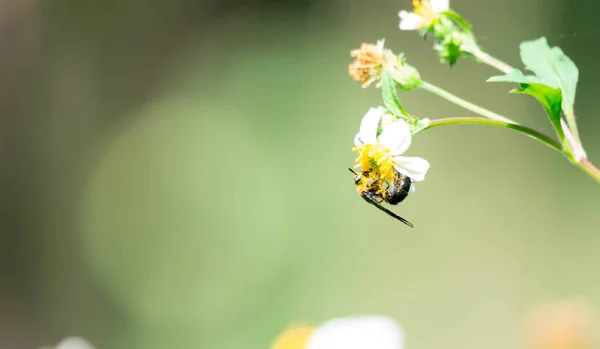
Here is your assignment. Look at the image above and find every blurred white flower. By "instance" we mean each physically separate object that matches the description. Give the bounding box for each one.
[307,316,404,349]
[270,324,314,349]
[270,316,405,349]
[353,107,430,183]
[399,0,449,31]
[39,337,95,349]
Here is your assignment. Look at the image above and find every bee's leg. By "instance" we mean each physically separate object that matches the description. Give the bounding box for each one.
[365,178,380,187]
[366,190,384,203]
[360,191,414,228]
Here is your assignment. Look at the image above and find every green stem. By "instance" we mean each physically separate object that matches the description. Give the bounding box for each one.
[471,49,600,181]
[471,47,513,74]
[575,158,600,184]
[560,108,582,145]
[419,81,515,124]
[415,117,600,183]
[414,117,562,153]
[471,49,584,146]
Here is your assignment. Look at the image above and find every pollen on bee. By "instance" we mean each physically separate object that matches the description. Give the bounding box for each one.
[352,143,395,189]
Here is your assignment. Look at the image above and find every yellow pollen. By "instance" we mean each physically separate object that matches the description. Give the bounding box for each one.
[352,144,395,185]
[412,0,436,23]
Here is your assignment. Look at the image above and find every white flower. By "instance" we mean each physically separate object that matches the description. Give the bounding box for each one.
[306,316,405,349]
[399,0,449,31]
[354,107,430,182]
[39,337,95,349]
[270,316,405,349]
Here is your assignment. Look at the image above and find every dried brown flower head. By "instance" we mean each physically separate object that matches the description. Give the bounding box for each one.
[349,40,421,90]
[348,41,386,88]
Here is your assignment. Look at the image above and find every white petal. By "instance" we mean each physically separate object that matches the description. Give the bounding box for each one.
[380,114,395,130]
[398,11,422,30]
[431,0,450,12]
[306,316,404,349]
[378,120,411,156]
[354,133,363,147]
[392,156,430,182]
[357,107,385,145]
[375,39,386,55]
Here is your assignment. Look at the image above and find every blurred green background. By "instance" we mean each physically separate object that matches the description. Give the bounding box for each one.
[1,0,600,348]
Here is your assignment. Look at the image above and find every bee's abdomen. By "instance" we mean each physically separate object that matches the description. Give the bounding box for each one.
[385,172,412,205]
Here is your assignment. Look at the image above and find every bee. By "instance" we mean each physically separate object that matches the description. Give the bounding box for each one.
[349,168,414,227]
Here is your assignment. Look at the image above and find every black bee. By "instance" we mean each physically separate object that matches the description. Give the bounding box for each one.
[349,168,414,227]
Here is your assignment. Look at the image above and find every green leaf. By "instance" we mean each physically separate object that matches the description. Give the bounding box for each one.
[511,84,564,140]
[520,37,579,117]
[488,68,565,141]
[381,72,405,117]
[487,69,544,84]
[440,11,472,32]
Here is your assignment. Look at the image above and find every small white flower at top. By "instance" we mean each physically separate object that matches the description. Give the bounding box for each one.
[399,0,449,31]
[353,107,430,187]
[270,315,405,349]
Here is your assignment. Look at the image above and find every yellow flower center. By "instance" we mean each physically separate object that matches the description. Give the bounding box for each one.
[412,0,436,24]
[353,143,395,186]
[270,324,314,349]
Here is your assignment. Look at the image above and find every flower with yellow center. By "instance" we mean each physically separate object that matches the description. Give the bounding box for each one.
[353,107,430,186]
[398,0,449,31]
[270,316,405,349]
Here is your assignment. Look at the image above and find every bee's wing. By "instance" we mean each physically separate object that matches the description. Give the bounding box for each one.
[361,192,414,228]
